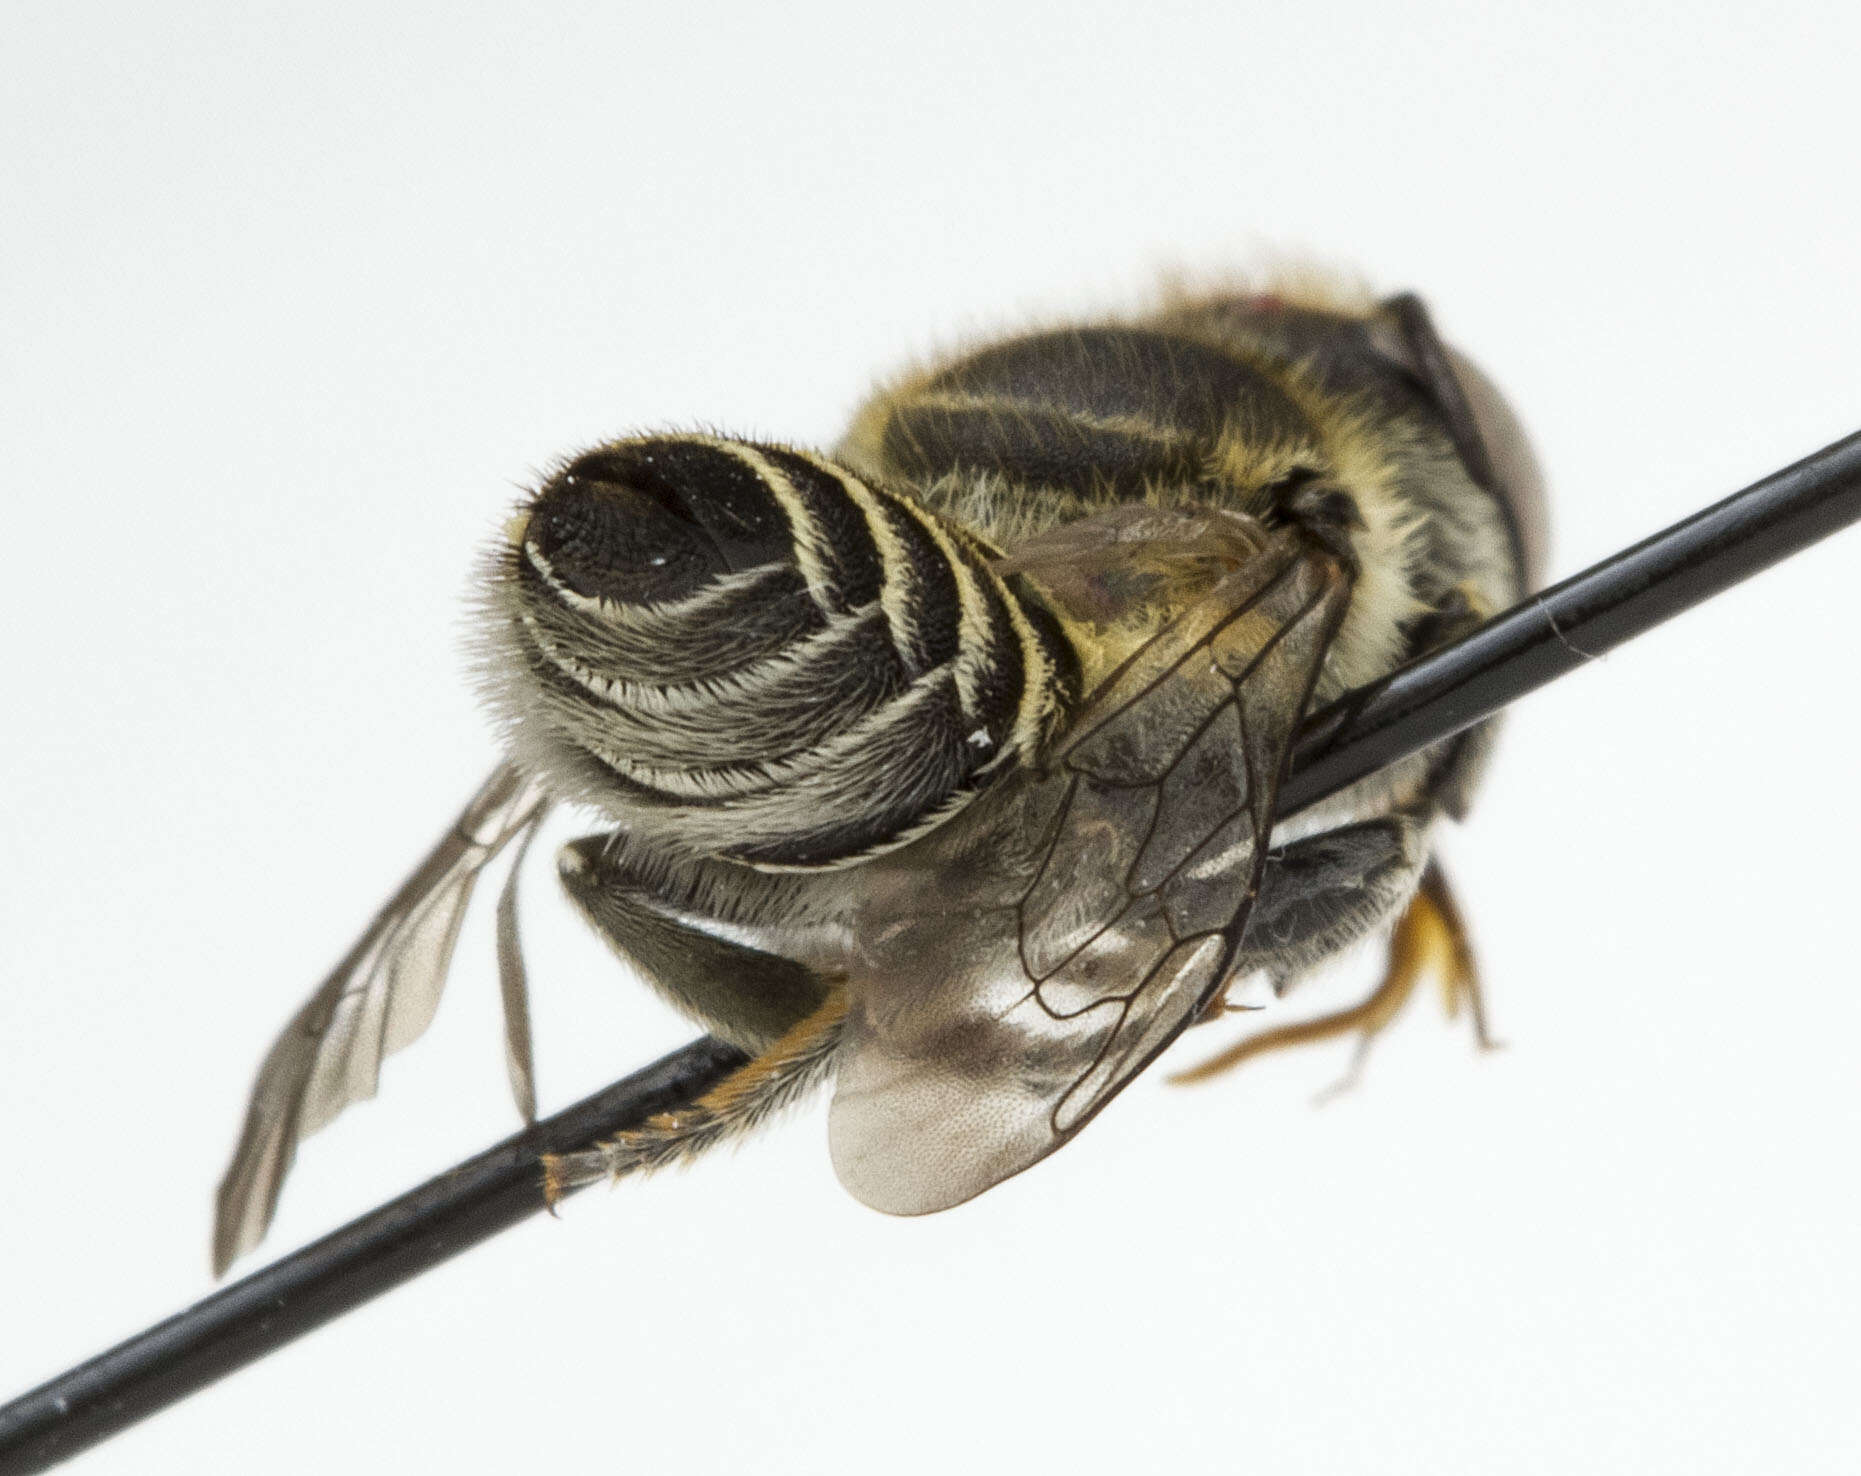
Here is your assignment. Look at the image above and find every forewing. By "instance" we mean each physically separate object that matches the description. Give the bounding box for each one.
[212,763,551,1274]
[828,534,1349,1214]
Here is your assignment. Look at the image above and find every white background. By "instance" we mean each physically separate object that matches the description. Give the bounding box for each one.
[4,4,1859,1473]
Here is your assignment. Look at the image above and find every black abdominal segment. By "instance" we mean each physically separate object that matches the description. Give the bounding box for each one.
[874,327,1315,502]
[509,436,1068,866]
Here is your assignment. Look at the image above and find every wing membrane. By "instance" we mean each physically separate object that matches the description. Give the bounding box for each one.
[212,763,550,1273]
[828,522,1349,1214]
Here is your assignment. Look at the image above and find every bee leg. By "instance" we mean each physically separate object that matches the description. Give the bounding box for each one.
[1244,814,1430,981]
[544,834,848,1206]
[1172,859,1495,1090]
[1307,860,1497,1102]
[556,834,832,1053]
[542,989,848,1206]
[1413,859,1498,1054]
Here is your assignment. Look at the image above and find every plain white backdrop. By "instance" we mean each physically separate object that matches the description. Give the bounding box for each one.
[4,4,1859,1473]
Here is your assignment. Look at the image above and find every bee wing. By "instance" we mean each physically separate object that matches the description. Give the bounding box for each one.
[212,763,551,1274]
[494,814,544,1125]
[828,536,1350,1215]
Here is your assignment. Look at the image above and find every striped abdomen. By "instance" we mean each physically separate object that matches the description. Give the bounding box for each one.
[845,326,1317,507]
[489,435,1075,867]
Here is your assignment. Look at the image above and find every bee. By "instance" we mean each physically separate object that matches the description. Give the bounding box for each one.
[213,280,1543,1271]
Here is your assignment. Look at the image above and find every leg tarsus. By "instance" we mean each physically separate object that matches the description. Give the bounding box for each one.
[1421,860,1503,1053]
[540,991,847,1205]
[1312,1033,1379,1106]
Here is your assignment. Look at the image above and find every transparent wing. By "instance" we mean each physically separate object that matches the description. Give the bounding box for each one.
[495,814,544,1124]
[212,763,551,1274]
[828,522,1350,1214]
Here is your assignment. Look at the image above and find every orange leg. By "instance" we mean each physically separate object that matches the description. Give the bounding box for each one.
[541,990,847,1207]
[1170,861,1498,1094]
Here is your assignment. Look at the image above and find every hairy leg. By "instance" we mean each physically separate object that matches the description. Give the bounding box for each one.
[543,990,847,1205]
[557,833,832,1052]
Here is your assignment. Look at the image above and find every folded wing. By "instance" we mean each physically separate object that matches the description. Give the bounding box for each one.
[829,519,1351,1214]
[212,764,549,1273]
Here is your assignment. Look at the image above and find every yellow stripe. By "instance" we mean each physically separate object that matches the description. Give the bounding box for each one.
[792,446,995,717]
[792,448,1060,761]
[901,389,1197,454]
[790,450,924,667]
[881,493,995,717]
[935,517,1063,761]
[518,604,877,715]
[707,439,838,615]
[988,557,1066,758]
[520,538,783,625]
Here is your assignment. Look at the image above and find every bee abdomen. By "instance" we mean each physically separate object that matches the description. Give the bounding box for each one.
[497,435,1075,866]
[858,327,1314,502]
